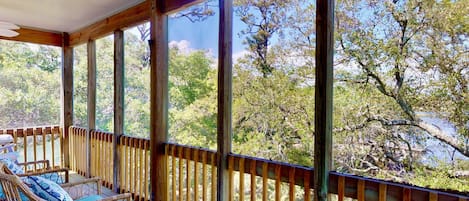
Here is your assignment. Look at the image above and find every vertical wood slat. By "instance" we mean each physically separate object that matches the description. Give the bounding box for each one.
[178,146,183,201]
[211,153,216,201]
[144,140,150,201]
[403,188,411,201]
[262,162,268,201]
[119,136,124,193]
[275,165,281,201]
[32,128,37,170]
[289,167,295,201]
[51,128,56,167]
[42,128,46,164]
[429,192,438,201]
[171,145,177,201]
[202,151,208,201]
[123,137,128,193]
[304,170,311,201]
[139,140,145,200]
[379,183,387,201]
[250,160,256,201]
[22,129,27,164]
[357,180,365,201]
[239,157,245,201]
[186,148,192,201]
[133,138,138,195]
[228,156,234,201]
[194,149,199,201]
[217,0,233,201]
[337,176,345,201]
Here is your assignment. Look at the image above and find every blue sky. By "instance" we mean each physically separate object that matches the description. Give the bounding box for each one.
[168,6,248,56]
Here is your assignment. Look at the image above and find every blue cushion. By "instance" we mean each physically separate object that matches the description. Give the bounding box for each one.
[24,176,72,201]
[75,195,104,201]
[0,158,24,174]
[40,172,64,184]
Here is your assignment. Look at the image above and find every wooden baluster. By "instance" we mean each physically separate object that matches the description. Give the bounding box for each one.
[22,129,27,165]
[33,128,37,171]
[133,138,138,193]
[228,156,234,201]
[239,157,245,201]
[202,150,207,201]
[262,162,268,201]
[211,153,216,201]
[186,147,192,201]
[379,183,387,201]
[357,180,365,201]
[194,149,199,201]
[429,192,437,201]
[178,146,183,201]
[250,160,256,201]
[338,176,345,201]
[171,145,177,201]
[304,170,311,201]
[13,130,17,152]
[144,140,149,200]
[139,140,145,200]
[123,136,128,193]
[289,167,295,201]
[51,127,56,168]
[42,127,46,165]
[275,165,281,201]
[129,137,135,196]
[403,188,411,201]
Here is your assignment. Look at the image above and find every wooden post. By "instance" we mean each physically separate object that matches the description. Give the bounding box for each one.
[314,0,335,199]
[113,30,125,193]
[216,0,233,201]
[61,33,73,169]
[87,39,97,178]
[150,0,168,200]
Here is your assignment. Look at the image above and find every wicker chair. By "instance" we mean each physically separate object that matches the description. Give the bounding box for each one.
[0,163,132,201]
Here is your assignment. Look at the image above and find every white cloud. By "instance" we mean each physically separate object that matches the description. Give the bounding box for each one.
[169,40,192,54]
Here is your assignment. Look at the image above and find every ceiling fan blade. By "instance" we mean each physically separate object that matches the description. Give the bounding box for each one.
[0,21,19,30]
[0,29,19,37]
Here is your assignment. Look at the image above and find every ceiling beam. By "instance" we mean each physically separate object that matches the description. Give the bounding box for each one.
[69,1,150,46]
[0,27,63,47]
[162,0,204,14]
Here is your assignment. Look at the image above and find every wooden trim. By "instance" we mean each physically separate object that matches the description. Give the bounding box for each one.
[0,27,62,46]
[150,0,169,200]
[216,0,233,201]
[69,1,150,46]
[161,0,204,14]
[314,0,335,199]
[113,29,125,193]
[61,33,73,168]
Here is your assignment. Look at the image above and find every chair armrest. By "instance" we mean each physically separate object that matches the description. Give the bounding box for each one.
[99,193,132,201]
[18,168,69,183]
[17,160,51,170]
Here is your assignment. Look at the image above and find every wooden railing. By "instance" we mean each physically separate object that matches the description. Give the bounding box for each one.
[69,127,150,201]
[68,127,469,201]
[0,126,63,171]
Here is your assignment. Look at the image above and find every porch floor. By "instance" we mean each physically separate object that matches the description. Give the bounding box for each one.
[69,171,117,198]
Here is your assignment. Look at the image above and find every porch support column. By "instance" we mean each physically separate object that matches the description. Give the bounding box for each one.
[113,30,125,193]
[150,0,169,200]
[61,33,73,169]
[87,39,96,178]
[216,0,233,201]
[313,0,335,200]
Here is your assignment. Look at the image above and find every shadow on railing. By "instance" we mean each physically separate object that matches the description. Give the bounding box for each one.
[68,127,469,201]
